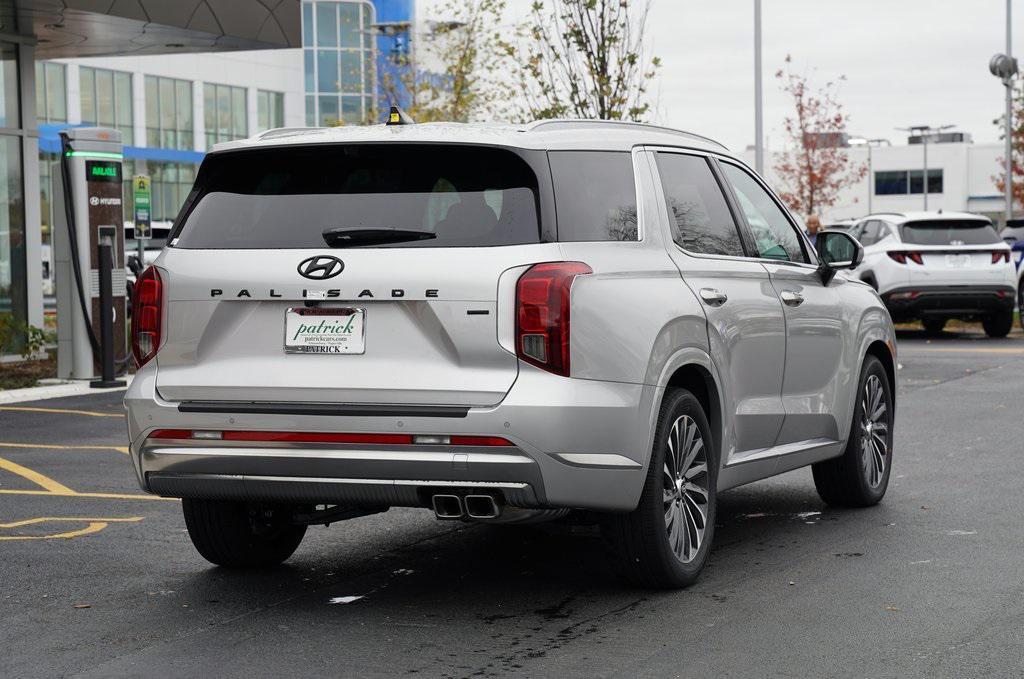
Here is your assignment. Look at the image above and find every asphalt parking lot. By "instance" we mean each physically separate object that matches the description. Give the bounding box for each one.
[2,328,1024,679]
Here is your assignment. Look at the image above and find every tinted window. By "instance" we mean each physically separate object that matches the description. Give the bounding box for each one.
[171,145,541,249]
[549,151,637,241]
[900,220,1000,245]
[655,152,744,257]
[858,221,881,246]
[720,162,808,263]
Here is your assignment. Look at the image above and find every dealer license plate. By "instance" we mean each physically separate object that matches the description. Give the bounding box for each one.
[284,307,365,354]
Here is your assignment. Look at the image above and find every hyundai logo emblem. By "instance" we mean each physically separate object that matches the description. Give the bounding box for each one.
[297,255,345,280]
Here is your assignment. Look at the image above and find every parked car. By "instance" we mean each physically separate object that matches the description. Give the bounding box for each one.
[849,212,1016,337]
[999,218,1024,330]
[824,218,858,232]
[124,118,897,588]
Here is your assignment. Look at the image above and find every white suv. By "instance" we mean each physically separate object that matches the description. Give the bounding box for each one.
[848,212,1016,336]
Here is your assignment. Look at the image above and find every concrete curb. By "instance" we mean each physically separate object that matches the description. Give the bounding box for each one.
[0,376,132,404]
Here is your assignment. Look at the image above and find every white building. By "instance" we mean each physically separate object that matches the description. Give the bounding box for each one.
[741,139,1009,227]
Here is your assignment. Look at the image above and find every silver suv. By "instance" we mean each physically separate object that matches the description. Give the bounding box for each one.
[124,119,897,588]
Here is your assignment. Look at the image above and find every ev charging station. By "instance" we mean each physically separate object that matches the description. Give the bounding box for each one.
[52,127,128,386]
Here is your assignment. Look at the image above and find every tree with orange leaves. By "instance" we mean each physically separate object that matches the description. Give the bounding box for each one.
[992,82,1024,212]
[773,55,866,217]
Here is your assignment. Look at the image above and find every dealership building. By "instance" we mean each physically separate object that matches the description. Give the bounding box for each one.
[741,133,1012,227]
[1,0,413,355]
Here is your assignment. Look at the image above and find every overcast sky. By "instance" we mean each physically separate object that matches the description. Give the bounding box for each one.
[491,0,1018,152]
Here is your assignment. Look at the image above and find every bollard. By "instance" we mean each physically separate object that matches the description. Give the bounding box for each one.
[89,234,126,389]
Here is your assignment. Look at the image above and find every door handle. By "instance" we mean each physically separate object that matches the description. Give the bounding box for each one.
[699,288,728,307]
[779,290,804,307]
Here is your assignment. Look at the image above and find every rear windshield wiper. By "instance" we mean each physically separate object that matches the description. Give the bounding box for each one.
[321,227,437,247]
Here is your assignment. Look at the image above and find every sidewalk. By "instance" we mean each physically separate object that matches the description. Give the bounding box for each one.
[0,376,133,405]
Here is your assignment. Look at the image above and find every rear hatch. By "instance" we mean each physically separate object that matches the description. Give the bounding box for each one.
[898,218,1011,286]
[154,143,558,407]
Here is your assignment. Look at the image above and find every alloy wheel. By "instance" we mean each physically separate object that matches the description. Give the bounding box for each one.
[663,415,709,563]
[860,374,889,488]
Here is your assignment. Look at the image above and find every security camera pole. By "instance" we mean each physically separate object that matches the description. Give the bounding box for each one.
[990,0,1018,224]
[754,0,764,174]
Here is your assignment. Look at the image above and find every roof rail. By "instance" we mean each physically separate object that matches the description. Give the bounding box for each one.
[869,212,905,218]
[256,127,325,140]
[524,119,728,150]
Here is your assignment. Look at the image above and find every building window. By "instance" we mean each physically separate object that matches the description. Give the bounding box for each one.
[80,66,133,144]
[256,90,284,132]
[150,162,197,222]
[35,62,66,124]
[0,42,25,350]
[302,0,375,126]
[145,75,193,150]
[875,169,943,196]
[0,43,19,128]
[203,83,247,149]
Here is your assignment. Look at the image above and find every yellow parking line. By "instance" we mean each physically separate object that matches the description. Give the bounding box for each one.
[0,406,123,418]
[0,489,177,501]
[0,456,76,494]
[0,517,142,541]
[0,516,143,528]
[0,522,108,541]
[0,442,128,454]
[0,455,172,501]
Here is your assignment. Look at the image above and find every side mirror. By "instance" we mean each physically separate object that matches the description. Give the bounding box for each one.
[816,230,864,285]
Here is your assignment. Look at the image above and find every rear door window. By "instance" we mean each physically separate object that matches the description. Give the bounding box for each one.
[655,152,745,257]
[858,221,881,246]
[549,151,638,241]
[170,144,543,249]
[900,220,1001,246]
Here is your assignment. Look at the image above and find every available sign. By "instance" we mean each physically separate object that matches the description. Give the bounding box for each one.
[133,174,152,240]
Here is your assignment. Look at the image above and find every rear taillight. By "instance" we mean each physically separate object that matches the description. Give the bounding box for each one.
[515,262,592,377]
[992,250,1010,264]
[888,251,923,265]
[131,265,163,367]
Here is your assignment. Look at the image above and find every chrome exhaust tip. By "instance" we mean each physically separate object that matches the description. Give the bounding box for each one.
[464,494,500,520]
[432,494,464,519]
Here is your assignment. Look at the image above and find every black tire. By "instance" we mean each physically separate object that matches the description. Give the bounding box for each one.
[604,388,717,589]
[982,309,1013,338]
[921,318,945,336]
[182,499,306,568]
[1019,285,1024,332]
[813,355,893,507]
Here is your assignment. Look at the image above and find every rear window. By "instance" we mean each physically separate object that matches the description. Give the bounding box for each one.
[900,219,1000,246]
[171,144,542,248]
[549,151,638,241]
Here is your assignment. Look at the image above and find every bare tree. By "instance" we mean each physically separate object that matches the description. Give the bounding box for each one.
[773,55,866,216]
[504,0,661,121]
[377,0,508,123]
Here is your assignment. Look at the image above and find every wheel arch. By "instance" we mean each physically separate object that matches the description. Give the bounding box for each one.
[864,339,896,412]
[650,348,726,476]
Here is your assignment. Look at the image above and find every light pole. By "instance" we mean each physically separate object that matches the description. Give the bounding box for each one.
[848,137,891,214]
[990,3,1018,225]
[897,124,954,211]
[754,0,764,174]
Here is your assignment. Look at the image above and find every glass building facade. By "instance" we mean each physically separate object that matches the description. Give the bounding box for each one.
[0,42,28,350]
[300,0,415,126]
[302,0,376,126]
[79,67,134,144]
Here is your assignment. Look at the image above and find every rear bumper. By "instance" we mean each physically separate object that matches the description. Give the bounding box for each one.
[881,285,1016,321]
[124,364,659,512]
